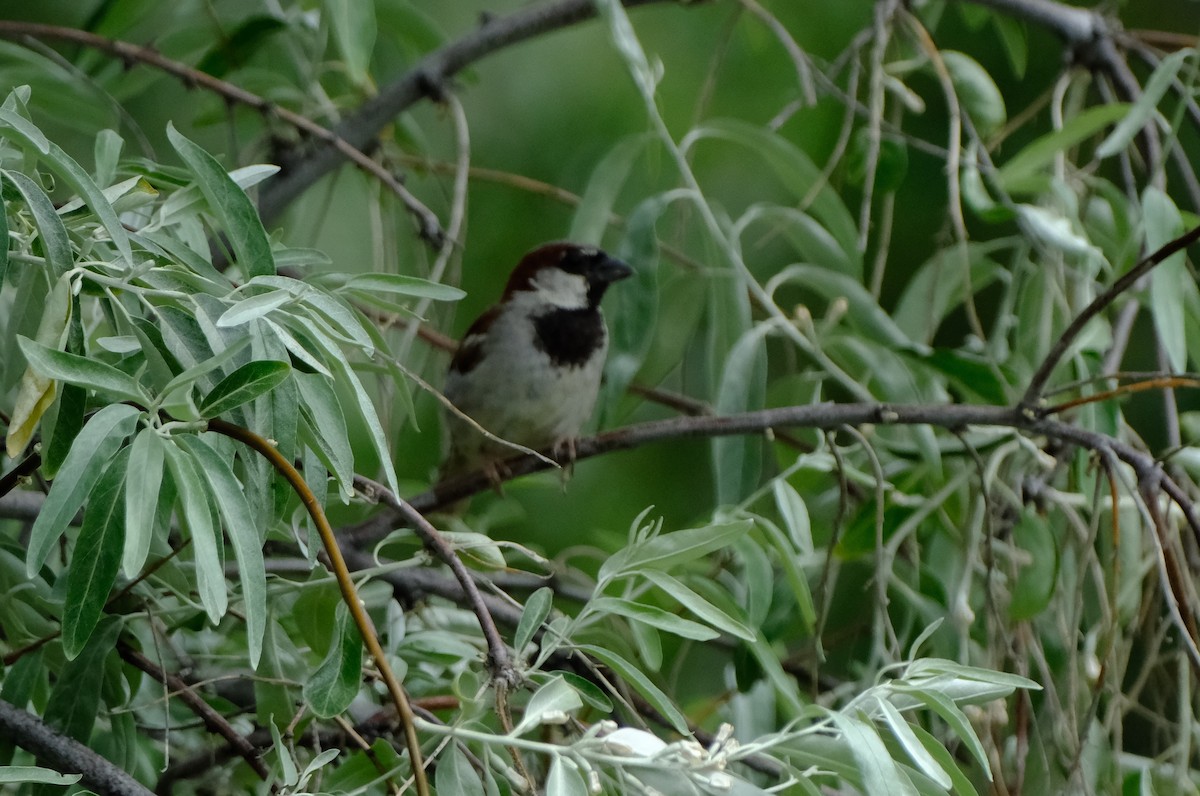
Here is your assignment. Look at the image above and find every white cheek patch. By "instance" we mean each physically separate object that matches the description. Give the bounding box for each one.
[528,269,588,308]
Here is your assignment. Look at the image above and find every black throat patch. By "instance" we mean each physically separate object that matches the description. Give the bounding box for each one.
[532,308,606,368]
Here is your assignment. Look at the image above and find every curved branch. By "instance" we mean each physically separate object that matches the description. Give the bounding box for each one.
[352,475,516,684]
[206,418,430,795]
[255,0,675,224]
[0,697,155,796]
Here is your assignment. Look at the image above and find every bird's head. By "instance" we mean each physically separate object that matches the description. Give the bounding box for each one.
[503,242,633,310]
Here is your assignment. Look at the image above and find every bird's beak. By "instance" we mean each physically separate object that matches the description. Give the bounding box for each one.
[594,256,633,284]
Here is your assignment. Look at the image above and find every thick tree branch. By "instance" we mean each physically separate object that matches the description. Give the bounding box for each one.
[255,0,675,224]
[335,400,1200,559]
[0,697,155,796]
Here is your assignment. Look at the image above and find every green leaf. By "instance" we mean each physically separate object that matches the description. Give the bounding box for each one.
[303,602,363,718]
[574,643,689,734]
[166,123,275,277]
[3,169,72,275]
[43,617,121,742]
[1143,187,1189,372]
[512,675,583,736]
[45,140,134,266]
[163,439,227,622]
[17,336,151,404]
[713,322,767,505]
[515,586,553,656]
[685,118,860,275]
[434,745,484,796]
[199,359,291,418]
[941,51,1006,136]
[892,685,991,775]
[775,265,919,350]
[825,709,919,796]
[599,520,752,582]
[0,105,134,265]
[1097,49,1190,159]
[0,106,50,153]
[216,289,295,327]
[63,446,129,658]
[123,429,167,577]
[26,403,141,575]
[339,272,466,301]
[996,104,1129,192]
[0,172,8,287]
[295,372,354,498]
[325,0,376,87]
[876,699,952,789]
[589,597,719,641]
[7,274,73,459]
[178,434,268,668]
[545,756,589,796]
[641,571,755,641]
[0,767,82,786]
[569,132,655,243]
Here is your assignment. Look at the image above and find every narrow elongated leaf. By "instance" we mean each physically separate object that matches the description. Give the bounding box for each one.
[167,123,275,277]
[599,520,752,582]
[217,289,294,327]
[0,106,49,152]
[515,587,553,655]
[45,140,134,266]
[1097,49,1190,159]
[893,686,991,776]
[641,571,755,640]
[123,429,167,577]
[339,272,466,301]
[63,446,130,658]
[0,172,8,287]
[0,767,81,786]
[6,274,72,458]
[589,597,719,641]
[574,643,688,733]
[17,336,151,404]
[325,0,376,86]
[997,103,1129,191]
[303,602,363,718]
[43,617,121,742]
[178,434,267,667]
[1144,187,1189,372]
[163,440,226,621]
[26,403,141,575]
[569,132,654,243]
[684,119,860,274]
[4,170,71,275]
[876,699,952,789]
[199,360,291,418]
[295,372,354,497]
[825,709,919,796]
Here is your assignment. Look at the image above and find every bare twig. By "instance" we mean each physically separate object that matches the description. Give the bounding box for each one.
[1022,223,1200,406]
[116,641,269,781]
[352,475,516,685]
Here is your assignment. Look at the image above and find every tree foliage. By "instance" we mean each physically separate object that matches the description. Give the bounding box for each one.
[1,0,1200,794]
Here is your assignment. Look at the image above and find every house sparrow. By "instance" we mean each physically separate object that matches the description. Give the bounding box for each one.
[439,242,633,482]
